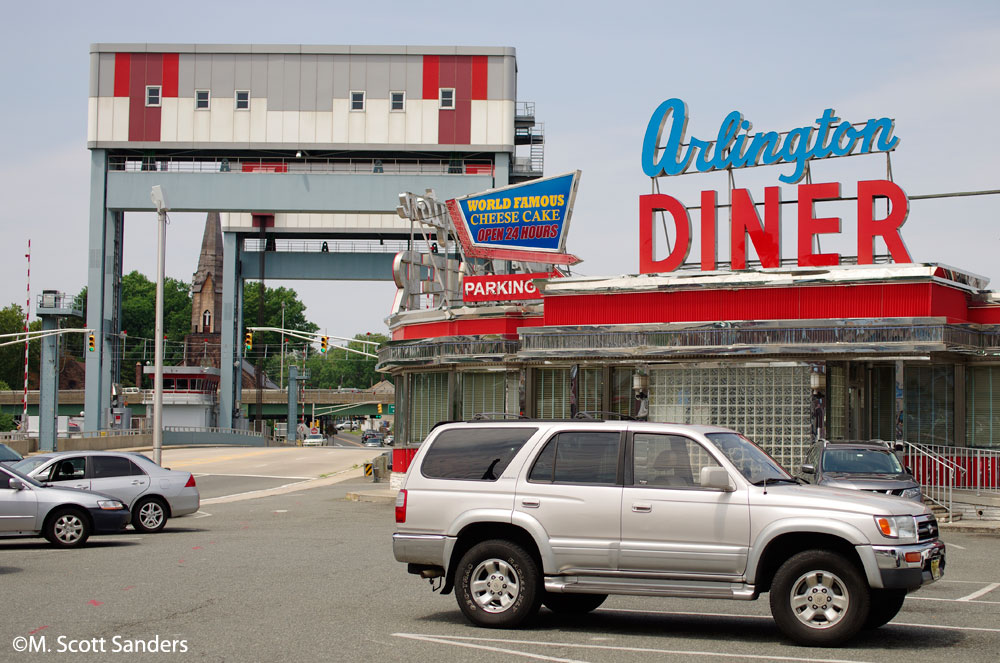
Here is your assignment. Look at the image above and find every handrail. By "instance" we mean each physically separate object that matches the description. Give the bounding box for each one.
[896,440,962,522]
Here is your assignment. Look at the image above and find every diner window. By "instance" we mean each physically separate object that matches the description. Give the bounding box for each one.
[195,90,210,110]
[350,91,365,111]
[235,90,250,110]
[439,88,455,110]
[390,91,405,112]
[905,365,954,445]
[146,86,161,107]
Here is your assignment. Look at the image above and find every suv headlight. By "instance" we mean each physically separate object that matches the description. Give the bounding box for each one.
[901,487,922,502]
[874,515,917,540]
[97,500,125,510]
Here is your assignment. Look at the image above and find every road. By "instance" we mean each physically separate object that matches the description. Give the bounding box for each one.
[2,449,998,662]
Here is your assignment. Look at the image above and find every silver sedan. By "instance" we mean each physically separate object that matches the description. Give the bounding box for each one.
[1,465,130,547]
[12,451,199,533]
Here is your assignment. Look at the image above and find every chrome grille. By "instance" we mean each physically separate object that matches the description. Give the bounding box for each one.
[916,514,939,541]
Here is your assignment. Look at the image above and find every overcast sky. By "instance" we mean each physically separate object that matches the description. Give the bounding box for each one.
[2,1,999,344]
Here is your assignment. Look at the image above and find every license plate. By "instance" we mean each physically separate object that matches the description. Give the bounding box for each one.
[931,557,942,579]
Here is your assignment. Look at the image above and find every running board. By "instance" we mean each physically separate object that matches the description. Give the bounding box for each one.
[545,576,756,600]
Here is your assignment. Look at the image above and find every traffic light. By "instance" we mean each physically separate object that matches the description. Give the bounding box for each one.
[377,403,383,414]
[87,333,96,352]
[244,331,253,351]
[320,336,328,353]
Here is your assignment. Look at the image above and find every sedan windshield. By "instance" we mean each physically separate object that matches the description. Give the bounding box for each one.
[2,464,45,488]
[822,448,903,474]
[10,456,53,475]
[706,432,792,484]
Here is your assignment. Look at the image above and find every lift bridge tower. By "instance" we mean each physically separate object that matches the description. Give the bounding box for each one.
[85,43,543,431]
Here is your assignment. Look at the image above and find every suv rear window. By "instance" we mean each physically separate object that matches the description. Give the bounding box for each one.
[421,427,538,481]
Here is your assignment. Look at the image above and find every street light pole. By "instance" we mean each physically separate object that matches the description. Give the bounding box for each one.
[150,185,168,466]
[279,301,286,389]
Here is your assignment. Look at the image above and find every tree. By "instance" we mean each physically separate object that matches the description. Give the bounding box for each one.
[242,283,319,382]
[0,304,41,388]
[305,332,388,389]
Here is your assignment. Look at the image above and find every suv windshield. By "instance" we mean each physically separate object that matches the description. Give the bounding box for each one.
[706,432,792,484]
[822,448,903,474]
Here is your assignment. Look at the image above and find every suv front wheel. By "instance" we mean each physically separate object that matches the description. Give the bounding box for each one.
[770,550,870,646]
[455,540,541,628]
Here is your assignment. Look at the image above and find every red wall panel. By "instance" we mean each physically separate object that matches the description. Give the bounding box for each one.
[437,56,457,144]
[113,53,130,97]
[161,53,179,97]
[391,315,544,341]
[471,56,488,100]
[128,53,164,142]
[453,56,472,144]
[421,54,439,100]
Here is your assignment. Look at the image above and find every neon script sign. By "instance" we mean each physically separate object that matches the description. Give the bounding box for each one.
[641,99,900,184]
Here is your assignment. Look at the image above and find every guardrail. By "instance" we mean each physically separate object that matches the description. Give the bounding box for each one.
[904,442,1000,492]
[107,155,495,176]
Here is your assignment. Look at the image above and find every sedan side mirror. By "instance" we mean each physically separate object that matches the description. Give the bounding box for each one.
[700,466,734,491]
[8,478,26,491]
[800,464,816,475]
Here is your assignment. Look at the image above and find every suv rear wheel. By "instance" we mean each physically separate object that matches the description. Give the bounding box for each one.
[770,550,870,646]
[455,540,540,628]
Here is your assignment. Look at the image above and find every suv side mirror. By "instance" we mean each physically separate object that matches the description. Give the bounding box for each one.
[700,466,734,491]
[800,464,816,475]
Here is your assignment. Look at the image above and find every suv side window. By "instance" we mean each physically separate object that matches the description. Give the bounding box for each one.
[91,456,139,479]
[632,433,720,488]
[421,427,537,481]
[528,431,621,485]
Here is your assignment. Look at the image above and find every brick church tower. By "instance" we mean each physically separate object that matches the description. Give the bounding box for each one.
[184,213,224,368]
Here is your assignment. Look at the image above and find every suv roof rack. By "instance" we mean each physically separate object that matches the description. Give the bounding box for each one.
[574,411,636,421]
[471,412,529,421]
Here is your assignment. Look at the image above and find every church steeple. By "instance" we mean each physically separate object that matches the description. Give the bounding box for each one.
[190,212,224,334]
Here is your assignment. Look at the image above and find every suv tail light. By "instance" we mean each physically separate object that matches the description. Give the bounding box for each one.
[185,474,197,488]
[395,489,407,523]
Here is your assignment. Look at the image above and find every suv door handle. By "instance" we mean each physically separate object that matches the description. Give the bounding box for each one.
[521,499,540,508]
[632,503,652,513]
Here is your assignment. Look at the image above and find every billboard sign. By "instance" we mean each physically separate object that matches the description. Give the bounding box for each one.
[448,171,581,265]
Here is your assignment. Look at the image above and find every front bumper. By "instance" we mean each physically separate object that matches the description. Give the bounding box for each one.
[88,507,131,534]
[872,539,946,590]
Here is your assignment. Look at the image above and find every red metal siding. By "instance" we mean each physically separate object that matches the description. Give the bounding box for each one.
[391,315,544,341]
[421,54,439,100]
[113,53,130,97]
[542,283,973,326]
[453,56,472,144]
[969,306,1000,324]
[471,56,488,100]
[161,53,179,97]
[128,53,164,142]
[437,56,457,144]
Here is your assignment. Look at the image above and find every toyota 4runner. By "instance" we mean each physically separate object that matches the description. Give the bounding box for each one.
[393,420,945,646]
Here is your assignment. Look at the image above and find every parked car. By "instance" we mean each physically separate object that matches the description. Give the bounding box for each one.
[393,420,945,647]
[303,433,326,447]
[0,464,130,547]
[796,439,922,502]
[11,450,199,533]
[0,443,23,466]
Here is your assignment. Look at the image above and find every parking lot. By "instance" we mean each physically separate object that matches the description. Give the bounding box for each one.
[2,450,999,662]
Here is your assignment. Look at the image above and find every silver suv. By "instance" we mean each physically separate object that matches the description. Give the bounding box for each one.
[393,420,946,647]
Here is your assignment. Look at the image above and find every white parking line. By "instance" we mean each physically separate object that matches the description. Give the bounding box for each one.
[191,510,212,519]
[201,479,314,504]
[910,595,1000,605]
[597,607,1000,631]
[393,633,874,663]
[956,582,1000,602]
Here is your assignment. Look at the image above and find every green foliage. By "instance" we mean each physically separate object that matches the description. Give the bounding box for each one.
[0,412,16,432]
[242,283,319,382]
[0,379,9,390]
[0,304,41,388]
[304,332,388,389]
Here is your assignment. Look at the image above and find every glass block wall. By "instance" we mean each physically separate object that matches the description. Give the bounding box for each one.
[649,364,813,470]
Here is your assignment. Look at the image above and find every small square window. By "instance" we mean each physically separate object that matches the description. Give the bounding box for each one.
[350,91,365,111]
[145,85,161,107]
[439,88,455,110]
[195,90,210,110]
[235,90,250,110]
[390,91,405,112]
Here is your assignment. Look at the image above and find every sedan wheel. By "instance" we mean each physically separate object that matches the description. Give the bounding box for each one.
[132,498,167,533]
[45,509,91,548]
